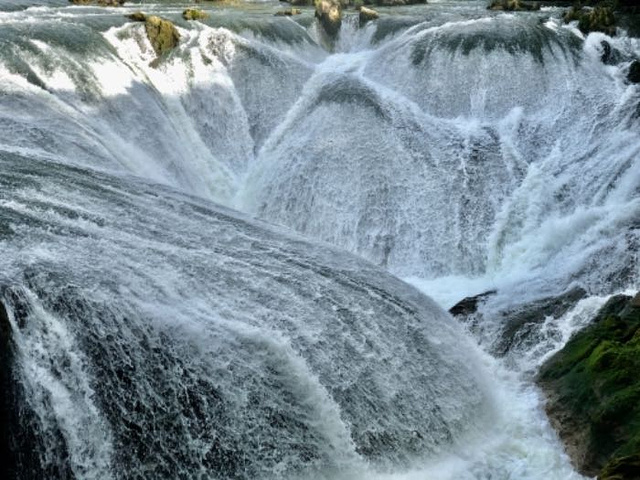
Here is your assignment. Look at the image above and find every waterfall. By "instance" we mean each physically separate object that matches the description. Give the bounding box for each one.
[0,1,638,479]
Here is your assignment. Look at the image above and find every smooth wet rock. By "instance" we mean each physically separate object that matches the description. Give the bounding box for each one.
[144,15,180,56]
[183,9,209,21]
[359,6,379,26]
[538,293,640,478]
[495,286,587,356]
[628,60,640,84]
[315,0,342,38]
[449,290,497,317]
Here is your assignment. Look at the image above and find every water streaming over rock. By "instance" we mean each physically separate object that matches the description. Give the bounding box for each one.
[0,1,638,479]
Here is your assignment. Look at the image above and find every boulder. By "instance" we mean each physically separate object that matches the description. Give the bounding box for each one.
[628,60,640,84]
[537,293,640,478]
[564,6,617,36]
[488,0,540,10]
[315,0,342,38]
[275,8,302,16]
[144,16,180,56]
[449,290,497,317]
[359,6,379,26]
[183,9,209,21]
[127,11,146,22]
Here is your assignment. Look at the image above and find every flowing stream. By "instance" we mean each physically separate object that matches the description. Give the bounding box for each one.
[0,1,638,479]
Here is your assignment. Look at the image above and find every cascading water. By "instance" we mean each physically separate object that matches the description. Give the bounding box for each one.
[0,1,638,479]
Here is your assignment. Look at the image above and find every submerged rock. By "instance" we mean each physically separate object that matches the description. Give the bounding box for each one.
[564,6,617,36]
[315,0,342,37]
[537,292,640,478]
[488,0,540,11]
[144,16,180,56]
[628,60,640,83]
[359,6,379,25]
[183,9,209,21]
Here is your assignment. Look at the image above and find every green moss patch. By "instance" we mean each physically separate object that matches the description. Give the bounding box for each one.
[538,293,640,477]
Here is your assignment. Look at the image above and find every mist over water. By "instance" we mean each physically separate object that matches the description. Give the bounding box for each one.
[0,1,638,478]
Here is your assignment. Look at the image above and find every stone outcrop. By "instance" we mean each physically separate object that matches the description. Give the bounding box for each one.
[537,292,640,479]
[359,6,379,26]
[315,0,342,38]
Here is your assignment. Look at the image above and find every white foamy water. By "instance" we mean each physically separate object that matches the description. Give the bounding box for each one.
[0,1,638,479]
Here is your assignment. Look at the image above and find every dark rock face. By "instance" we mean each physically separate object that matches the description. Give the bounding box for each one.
[494,287,587,356]
[0,290,73,480]
[537,292,640,479]
[628,60,640,84]
[449,290,497,318]
[600,40,623,65]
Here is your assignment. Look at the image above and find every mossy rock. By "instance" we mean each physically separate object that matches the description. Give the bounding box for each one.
[315,0,342,38]
[488,0,541,11]
[538,292,640,477]
[275,8,302,16]
[600,453,640,480]
[565,6,617,35]
[183,9,209,21]
[127,11,146,22]
[144,15,180,57]
[359,6,379,25]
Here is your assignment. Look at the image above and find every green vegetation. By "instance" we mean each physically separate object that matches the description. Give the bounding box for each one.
[538,293,640,478]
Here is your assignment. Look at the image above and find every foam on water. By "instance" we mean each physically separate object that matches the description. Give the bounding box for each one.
[0,1,638,478]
